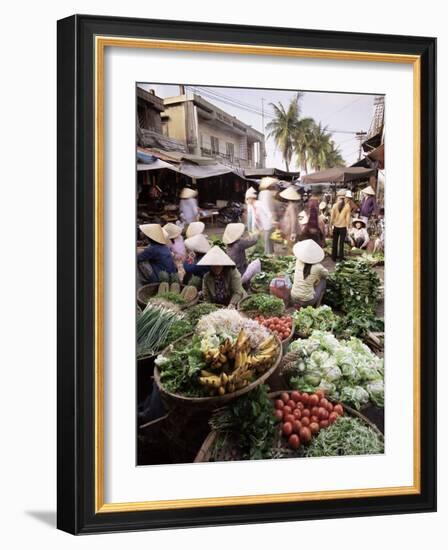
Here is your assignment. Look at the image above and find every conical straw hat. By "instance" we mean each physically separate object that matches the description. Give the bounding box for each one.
[361,185,375,196]
[337,189,346,197]
[197,245,235,267]
[352,218,366,228]
[139,223,167,245]
[222,223,245,244]
[245,186,257,199]
[184,234,211,254]
[319,201,327,210]
[293,239,325,264]
[186,221,205,238]
[345,190,353,198]
[279,187,301,201]
[163,222,182,240]
[180,187,198,199]
[259,176,279,190]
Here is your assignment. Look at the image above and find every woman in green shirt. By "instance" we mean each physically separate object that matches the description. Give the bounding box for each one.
[197,246,247,307]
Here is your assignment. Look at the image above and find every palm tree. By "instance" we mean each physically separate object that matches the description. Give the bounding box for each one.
[325,141,345,168]
[293,117,315,174]
[266,94,302,172]
[308,122,332,172]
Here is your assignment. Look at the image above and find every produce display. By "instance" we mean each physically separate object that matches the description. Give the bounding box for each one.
[153,291,187,306]
[155,310,280,397]
[325,259,381,316]
[273,389,345,450]
[361,251,385,266]
[254,315,293,342]
[293,305,338,337]
[185,303,219,326]
[240,293,285,317]
[304,416,384,457]
[285,330,384,409]
[250,271,271,293]
[209,385,276,460]
[247,254,295,293]
[137,303,182,358]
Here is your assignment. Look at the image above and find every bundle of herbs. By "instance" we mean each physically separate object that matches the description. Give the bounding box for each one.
[240,293,285,317]
[137,303,182,358]
[209,385,276,460]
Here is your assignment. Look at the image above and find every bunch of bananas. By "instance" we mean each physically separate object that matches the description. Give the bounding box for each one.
[199,330,278,396]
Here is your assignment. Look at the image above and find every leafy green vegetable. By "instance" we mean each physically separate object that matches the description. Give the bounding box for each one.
[305,416,384,457]
[293,305,338,337]
[287,330,384,409]
[185,303,219,326]
[334,311,384,340]
[155,336,207,396]
[165,319,194,345]
[154,292,187,305]
[209,385,276,460]
[240,293,285,316]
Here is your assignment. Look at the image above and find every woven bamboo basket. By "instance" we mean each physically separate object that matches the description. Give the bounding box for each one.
[194,390,383,462]
[153,333,283,411]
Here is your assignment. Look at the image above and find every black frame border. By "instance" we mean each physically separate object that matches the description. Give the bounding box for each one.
[57,14,436,534]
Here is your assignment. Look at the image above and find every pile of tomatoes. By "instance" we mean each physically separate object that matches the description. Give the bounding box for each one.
[273,390,344,450]
[254,315,293,341]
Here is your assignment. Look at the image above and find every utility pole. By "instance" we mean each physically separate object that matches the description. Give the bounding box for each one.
[261,97,265,135]
[355,131,367,161]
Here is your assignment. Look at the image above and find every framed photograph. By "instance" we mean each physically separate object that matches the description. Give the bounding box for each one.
[57,14,436,534]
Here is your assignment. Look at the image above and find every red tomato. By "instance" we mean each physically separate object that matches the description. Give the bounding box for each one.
[310,415,319,424]
[309,422,320,435]
[283,405,292,415]
[292,420,302,434]
[299,426,312,443]
[318,407,329,420]
[311,406,320,416]
[334,404,344,416]
[291,391,301,403]
[319,419,330,429]
[315,389,325,399]
[325,402,334,413]
[293,408,302,419]
[274,399,284,410]
[284,414,295,424]
[329,412,339,424]
[296,402,304,410]
[301,416,310,427]
[282,422,293,436]
[320,398,329,408]
[288,434,300,449]
[302,408,310,418]
[281,392,290,404]
[300,392,310,405]
[287,400,296,410]
[308,394,320,407]
[274,409,283,421]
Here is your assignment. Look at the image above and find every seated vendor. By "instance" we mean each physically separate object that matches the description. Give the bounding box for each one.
[223,222,258,276]
[197,246,247,307]
[349,218,370,249]
[183,234,211,284]
[291,239,328,308]
[137,223,177,284]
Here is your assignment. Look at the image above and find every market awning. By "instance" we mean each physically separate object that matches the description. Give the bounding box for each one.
[137,159,177,172]
[244,167,300,181]
[177,162,234,179]
[301,166,375,184]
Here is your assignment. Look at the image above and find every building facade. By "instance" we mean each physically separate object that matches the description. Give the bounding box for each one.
[161,92,266,169]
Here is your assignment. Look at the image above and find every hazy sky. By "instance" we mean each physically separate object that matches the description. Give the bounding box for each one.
[139,83,378,171]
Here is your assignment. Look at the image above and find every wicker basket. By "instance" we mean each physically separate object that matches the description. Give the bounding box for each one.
[154,334,283,411]
[194,391,383,462]
[137,283,199,310]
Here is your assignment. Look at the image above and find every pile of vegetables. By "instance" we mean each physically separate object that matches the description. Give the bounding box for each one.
[156,310,280,397]
[361,251,385,266]
[304,416,384,457]
[185,303,219,326]
[240,293,285,317]
[274,390,344,450]
[250,271,271,293]
[254,315,293,342]
[153,291,186,306]
[209,385,276,460]
[325,260,381,316]
[293,305,338,337]
[137,303,183,358]
[247,254,295,293]
[285,330,384,409]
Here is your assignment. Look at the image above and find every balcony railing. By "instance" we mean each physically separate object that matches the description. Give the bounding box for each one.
[200,147,263,168]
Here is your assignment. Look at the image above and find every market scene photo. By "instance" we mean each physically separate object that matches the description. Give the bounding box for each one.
[136,84,385,465]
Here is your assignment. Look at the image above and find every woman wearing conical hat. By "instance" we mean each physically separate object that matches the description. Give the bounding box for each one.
[359,185,377,225]
[163,222,186,262]
[348,218,370,250]
[179,187,199,224]
[223,223,258,276]
[290,239,329,307]
[197,246,247,307]
[137,224,177,284]
[182,234,212,285]
[279,186,300,253]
